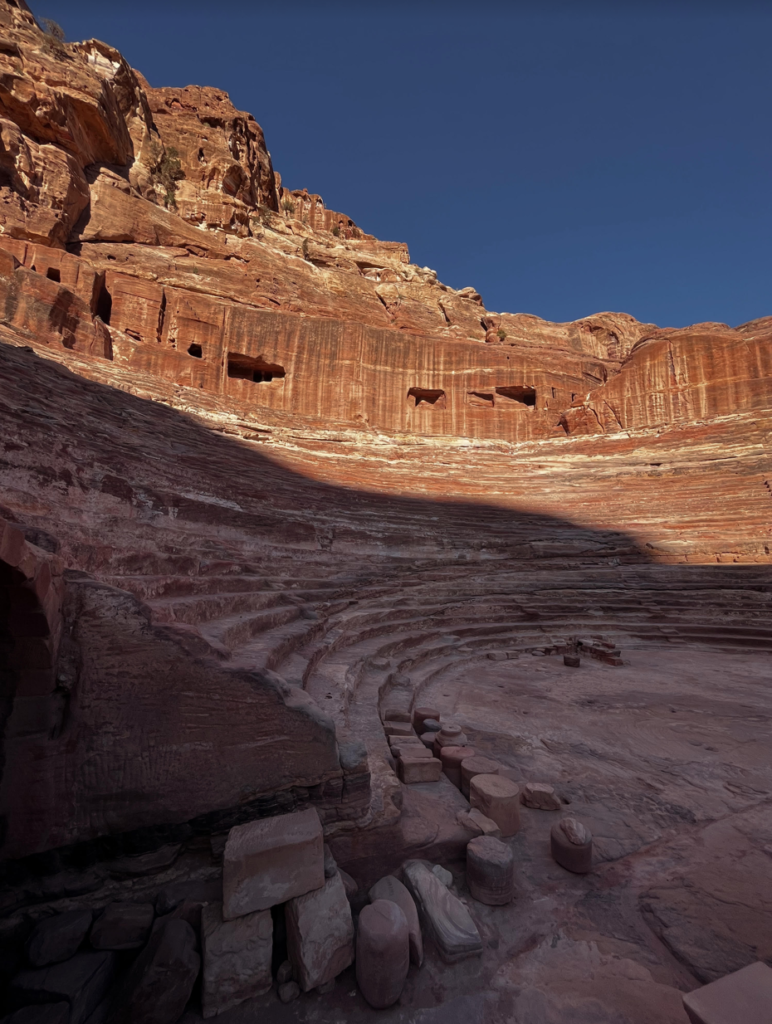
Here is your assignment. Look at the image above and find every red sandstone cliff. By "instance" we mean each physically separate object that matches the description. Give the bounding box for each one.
[0,0,770,870]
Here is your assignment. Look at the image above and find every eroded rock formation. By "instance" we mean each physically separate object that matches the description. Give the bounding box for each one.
[0,2,770,1021]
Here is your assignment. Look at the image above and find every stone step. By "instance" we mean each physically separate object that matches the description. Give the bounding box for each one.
[199,605,302,651]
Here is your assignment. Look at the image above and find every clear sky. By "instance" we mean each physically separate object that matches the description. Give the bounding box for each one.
[33,0,772,329]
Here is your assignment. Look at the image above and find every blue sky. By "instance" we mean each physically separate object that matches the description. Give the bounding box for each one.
[35,0,772,328]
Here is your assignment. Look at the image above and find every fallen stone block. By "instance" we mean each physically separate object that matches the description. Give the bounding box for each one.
[563,653,581,667]
[201,901,272,1018]
[550,818,593,874]
[466,836,515,905]
[456,808,502,838]
[682,961,772,1024]
[390,740,431,759]
[460,755,502,798]
[421,718,441,732]
[26,910,93,968]
[108,919,199,1024]
[286,872,354,992]
[431,865,453,888]
[419,731,437,749]
[382,710,412,723]
[368,875,423,967]
[486,652,507,661]
[384,721,414,737]
[440,746,476,789]
[278,981,300,1003]
[223,807,324,919]
[398,756,442,784]
[356,900,409,1009]
[402,860,482,964]
[90,902,154,950]
[11,951,116,1024]
[470,775,521,837]
[339,869,359,901]
[521,782,562,810]
[276,960,293,984]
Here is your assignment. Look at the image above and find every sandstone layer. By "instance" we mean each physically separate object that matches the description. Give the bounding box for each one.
[0,4,770,1022]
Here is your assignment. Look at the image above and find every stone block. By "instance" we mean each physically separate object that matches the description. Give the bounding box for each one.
[486,652,507,661]
[384,721,413,737]
[682,962,772,1024]
[550,818,593,874]
[402,860,482,963]
[431,865,453,887]
[10,952,116,1024]
[107,919,199,1024]
[398,756,442,784]
[286,872,354,992]
[390,740,431,759]
[470,775,521,837]
[201,901,272,1018]
[90,902,154,950]
[421,718,441,732]
[564,654,581,667]
[26,910,92,967]
[368,874,423,967]
[456,808,502,838]
[223,808,324,919]
[466,836,515,905]
[521,782,562,810]
[419,731,437,749]
[356,900,409,1009]
[460,755,502,797]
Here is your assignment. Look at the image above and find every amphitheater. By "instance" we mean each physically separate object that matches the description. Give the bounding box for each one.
[0,3,770,1022]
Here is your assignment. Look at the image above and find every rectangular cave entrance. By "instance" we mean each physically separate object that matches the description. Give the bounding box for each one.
[408,387,446,408]
[227,353,286,383]
[495,385,536,407]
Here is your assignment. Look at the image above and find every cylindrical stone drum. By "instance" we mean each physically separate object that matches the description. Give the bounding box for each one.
[413,707,440,733]
[550,818,592,874]
[469,774,521,837]
[439,746,476,789]
[431,724,467,758]
[356,899,409,1009]
[461,756,502,798]
[466,835,515,905]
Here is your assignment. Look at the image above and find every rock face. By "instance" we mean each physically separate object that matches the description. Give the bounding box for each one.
[89,902,154,950]
[200,901,272,1018]
[285,871,355,992]
[26,910,92,967]
[107,919,199,1024]
[223,808,325,918]
[10,951,116,1024]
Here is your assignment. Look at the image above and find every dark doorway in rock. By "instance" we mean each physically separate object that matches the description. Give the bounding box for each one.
[495,385,536,407]
[96,278,112,325]
[408,387,446,408]
[45,268,61,283]
[227,353,286,383]
[188,344,203,359]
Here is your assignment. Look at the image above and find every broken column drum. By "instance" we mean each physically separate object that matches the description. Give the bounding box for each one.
[460,755,501,798]
[285,871,355,992]
[432,724,468,757]
[368,874,423,967]
[550,817,593,874]
[440,745,476,788]
[356,899,410,1009]
[469,774,521,837]
[466,835,515,905]
[413,706,440,733]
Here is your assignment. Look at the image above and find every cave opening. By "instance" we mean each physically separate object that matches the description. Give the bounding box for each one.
[408,387,446,408]
[495,385,536,407]
[188,344,203,359]
[45,268,61,283]
[227,352,286,383]
[95,278,112,325]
